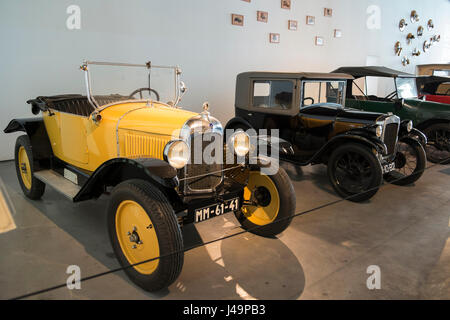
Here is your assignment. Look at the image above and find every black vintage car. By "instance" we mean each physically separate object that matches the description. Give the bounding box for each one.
[226,72,427,202]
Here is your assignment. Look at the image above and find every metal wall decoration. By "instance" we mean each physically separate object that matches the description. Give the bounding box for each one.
[410,10,419,23]
[406,33,415,45]
[399,19,408,31]
[402,56,410,66]
[417,26,424,37]
[394,10,441,67]
[395,41,403,56]
[423,40,430,52]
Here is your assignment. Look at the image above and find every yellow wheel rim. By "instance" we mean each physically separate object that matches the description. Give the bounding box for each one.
[115,200,160,275]
[242,171,280,226]
[18,146,32,190]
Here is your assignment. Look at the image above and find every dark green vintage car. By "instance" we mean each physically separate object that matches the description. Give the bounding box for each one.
[333,66,450,164]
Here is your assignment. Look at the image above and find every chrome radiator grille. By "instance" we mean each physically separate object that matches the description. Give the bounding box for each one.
[382,118,400,156]
[183,132,223,193]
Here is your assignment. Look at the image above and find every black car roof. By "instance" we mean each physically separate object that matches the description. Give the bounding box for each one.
[237,71,354,80]
[332,66,414,78]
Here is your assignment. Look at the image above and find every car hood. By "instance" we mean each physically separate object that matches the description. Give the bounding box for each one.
[101,102,199,137]
[337,107,384,123]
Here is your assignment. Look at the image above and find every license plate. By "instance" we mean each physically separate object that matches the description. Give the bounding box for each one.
[382,162,396,174]
[194,198,240,223]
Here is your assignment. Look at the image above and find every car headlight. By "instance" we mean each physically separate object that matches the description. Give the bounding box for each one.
[406,120,413,132]
[230,131,250,157]
[164,140,190,169]
[375,125,383,138]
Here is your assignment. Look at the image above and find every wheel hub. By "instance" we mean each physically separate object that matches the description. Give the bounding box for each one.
[253,186,271,207]
[20,163,27,173]
[127,227,143,248]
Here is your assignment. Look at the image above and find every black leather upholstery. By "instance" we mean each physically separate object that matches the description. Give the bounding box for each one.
[30,94,130,117]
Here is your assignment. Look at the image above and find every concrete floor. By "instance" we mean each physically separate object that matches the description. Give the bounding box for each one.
[0,160,449,300]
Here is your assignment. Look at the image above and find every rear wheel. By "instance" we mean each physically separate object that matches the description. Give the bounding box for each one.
[107,179,183,292]
[235,168,295,237]
[423,123,450,164]
[328,143,383,202]
[14,135,45,200]
[384,139,426,185]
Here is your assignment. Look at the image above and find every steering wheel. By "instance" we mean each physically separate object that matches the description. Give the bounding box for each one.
[384,91,397,100]
[128,88,160,101]
[303,97,315,105]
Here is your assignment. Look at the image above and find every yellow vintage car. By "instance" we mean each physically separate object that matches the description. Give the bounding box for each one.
[4,61,296,292]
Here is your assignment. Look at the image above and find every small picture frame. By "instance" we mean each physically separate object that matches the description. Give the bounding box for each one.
[231,14,244,26]
[334,29,342,38]
[315,36,324,46]
[270,33,280,43]
[257,11,268,23]
[306,16,315,25]
[324,8,333,17]
[288,20,298,31]
[281,0,291,10]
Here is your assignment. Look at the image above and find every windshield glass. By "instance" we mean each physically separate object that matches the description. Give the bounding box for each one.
[396,77,418,99]
[302,80,346,108]
[86,62,180,107]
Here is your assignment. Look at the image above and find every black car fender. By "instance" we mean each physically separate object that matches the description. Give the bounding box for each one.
[224,117,253,131]
[74,158,180,203]
[4,118,53,166]
[401,128,428,146]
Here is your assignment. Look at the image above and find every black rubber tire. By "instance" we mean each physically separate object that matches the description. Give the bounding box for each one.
[384,138,426,186]
[328,143,383,202]
[423,123,450,165]
[107,179,184,292]
[14,135,45,200]
[235,167,296,237]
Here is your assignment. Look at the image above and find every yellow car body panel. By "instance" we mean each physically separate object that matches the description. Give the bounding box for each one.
[42,102,198,173]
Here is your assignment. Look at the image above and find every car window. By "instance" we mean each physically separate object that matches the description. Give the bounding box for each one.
[252,80,294,110]
[302,81,345,108]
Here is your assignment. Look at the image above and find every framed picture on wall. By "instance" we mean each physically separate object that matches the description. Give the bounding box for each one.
[315,36,324,46]
[288,20,298,31]
[306,16,315,25]
[281,0,291,9]
[231,14,244,26]
[257,11,268,23]
[270,33,280,43]
[324,8,333,17]
[334,29,342,38]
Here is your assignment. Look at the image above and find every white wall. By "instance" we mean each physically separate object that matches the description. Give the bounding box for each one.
[0,0,449,160]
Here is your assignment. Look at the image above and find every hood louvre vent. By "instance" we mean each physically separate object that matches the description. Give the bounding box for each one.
[120,129,171,160]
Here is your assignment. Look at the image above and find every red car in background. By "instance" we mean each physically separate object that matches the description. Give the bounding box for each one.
[417,76,450,105]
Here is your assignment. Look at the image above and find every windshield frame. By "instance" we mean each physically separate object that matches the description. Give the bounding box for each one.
[80,60,183,110]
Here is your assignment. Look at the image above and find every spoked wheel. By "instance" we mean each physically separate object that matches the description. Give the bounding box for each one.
[14,135,45,200]
[235,168,295,237]
[424,123,450,165]
[328,143,382,202]
[107,179,183,292]
[384,139,426,186]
